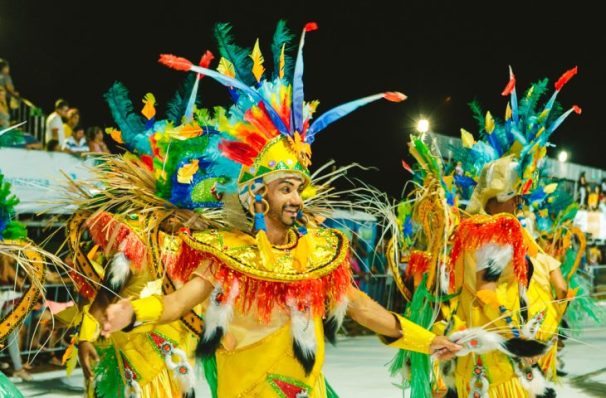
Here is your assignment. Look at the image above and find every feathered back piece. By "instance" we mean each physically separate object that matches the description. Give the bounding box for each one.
[99,51,246,213]
[454,66,581,201]
[159,20,407,188]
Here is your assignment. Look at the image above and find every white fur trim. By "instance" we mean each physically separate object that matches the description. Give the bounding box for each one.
[109,251,131,289]
[202,279,240,341]
[289,299,317,359]
[450,328,506,357]
[475,243,513,274]
[329,296,349,332]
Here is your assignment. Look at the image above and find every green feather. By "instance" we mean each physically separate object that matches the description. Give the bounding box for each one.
[388,275,434,397]
[271,19,295,81]
[103,81,146,151]
[213,23,255,85]
[202,355,218,398]
[0,371,24,398]
[468,99,484,132]
[166,74,196,124]
[94,345,125,398]
[0,173,27,240]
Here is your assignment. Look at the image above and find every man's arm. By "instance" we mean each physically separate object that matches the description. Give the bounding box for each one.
[346,286,461,359]
[102,267,214,335]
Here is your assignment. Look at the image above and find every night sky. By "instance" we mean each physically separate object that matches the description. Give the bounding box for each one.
[1,0,604,197]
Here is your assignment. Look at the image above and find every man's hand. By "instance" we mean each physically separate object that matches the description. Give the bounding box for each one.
[430,336,462,361]
[101,299,134,337]
[77,341,99,381]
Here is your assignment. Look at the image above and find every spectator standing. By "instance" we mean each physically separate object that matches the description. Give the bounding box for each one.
[86,126,110,153]
[62,108,80,140]
[588,184,600,211]
[578,171,588,209]
[45,99,69,147]
[0,86,9,130]
[0,59,19,107]
[63,125,89,155]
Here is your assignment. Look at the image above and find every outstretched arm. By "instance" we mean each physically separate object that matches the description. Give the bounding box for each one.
[346,287,461,360]
[102,262,214,335]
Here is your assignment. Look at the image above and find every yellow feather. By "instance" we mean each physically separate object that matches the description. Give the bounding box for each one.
[217,57,236,78]
[460,128,475,148]
[141,93,156,120]
[250,38,265,82]
[485,111,495,133]
[279,43,286,79]
[106,127,123,144]
[505,102,512,121]
[177,159,199,184]
[537,109,549,123]
[543,183,558,195]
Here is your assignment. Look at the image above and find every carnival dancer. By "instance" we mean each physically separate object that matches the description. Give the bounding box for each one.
[442,66,581,398]
[58,60,220,398]
[100,21,460,398]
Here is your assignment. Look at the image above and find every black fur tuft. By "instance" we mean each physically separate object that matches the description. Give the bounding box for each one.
[503,338,549,357]
[537,387,556,398]
[323,316,338,345]
[196,327,223,358]
[293,340,315,375]
[445,388,458,398]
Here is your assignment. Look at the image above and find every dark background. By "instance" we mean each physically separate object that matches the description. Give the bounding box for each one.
[1,0,604,197]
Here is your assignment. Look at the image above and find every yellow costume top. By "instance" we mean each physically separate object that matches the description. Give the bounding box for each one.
[130,226,436,398]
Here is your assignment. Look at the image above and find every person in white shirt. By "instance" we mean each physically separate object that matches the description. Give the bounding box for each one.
[63,126,89,155]
[45,99,69,147]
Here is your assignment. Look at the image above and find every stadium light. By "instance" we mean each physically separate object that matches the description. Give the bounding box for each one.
[417,118,430,134]
[558,150,568,163]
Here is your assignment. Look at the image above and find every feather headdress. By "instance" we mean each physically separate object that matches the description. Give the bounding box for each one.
[159,21,407,195]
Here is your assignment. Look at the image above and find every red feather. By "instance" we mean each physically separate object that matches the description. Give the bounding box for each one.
[219,140,257,166]
[158,54,193,71]
[401,159,413,174]
[554,66,578,91]
[573,105,582,114]
[384,92,407,102]
[304,22,319,32]
[521,178,533,195]
[139,155,154,171]
[501,76,516,96]
[240,129,268,152]
[502,66,516,96]
[199,51,215,68]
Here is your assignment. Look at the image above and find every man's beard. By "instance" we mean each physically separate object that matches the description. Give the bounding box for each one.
[279,204,300,226]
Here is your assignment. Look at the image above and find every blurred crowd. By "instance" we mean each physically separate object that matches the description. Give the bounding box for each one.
[577,172,606,212]
[0,57,111,157]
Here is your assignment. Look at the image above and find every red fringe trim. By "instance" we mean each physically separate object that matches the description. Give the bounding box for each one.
[449,215,528,289]
[169,239,206,282]
[172,241,352,323]
[405,250,431,277]
[86,212,147,270]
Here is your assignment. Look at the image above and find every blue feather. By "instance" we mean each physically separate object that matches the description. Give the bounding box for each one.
[292,28,312,134]
[306,93,385,143]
